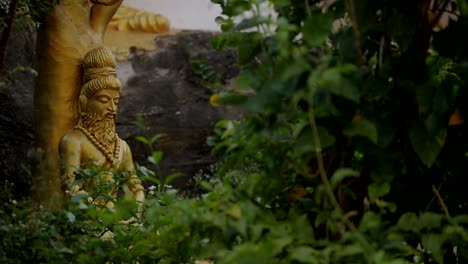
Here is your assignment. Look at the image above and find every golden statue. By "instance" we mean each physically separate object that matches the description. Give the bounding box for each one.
[34,1,170,207]
[109,6,170,34]
[34,0,123,206]
[59,47,144,208]
[104,5,172,61]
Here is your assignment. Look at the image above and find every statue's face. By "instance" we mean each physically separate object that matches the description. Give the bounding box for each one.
[85,89,120,121]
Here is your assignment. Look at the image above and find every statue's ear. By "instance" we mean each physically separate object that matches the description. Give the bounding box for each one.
[79,95,87,116]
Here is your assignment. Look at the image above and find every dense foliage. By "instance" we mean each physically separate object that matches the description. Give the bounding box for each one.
[2,0,468,263]
[203,0,468,262]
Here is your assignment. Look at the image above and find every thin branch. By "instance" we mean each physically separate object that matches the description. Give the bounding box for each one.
[425,185,439,211]
[380,0,390,71]
[346,0,362,67]
[305,0,312,16]
[308,102,374,258]
[308,107,338,209]
[308,114,346,224]
[378,36,384,72]
[432,184,449,216]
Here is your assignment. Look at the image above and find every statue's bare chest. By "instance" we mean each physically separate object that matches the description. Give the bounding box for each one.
[80,141,120,169]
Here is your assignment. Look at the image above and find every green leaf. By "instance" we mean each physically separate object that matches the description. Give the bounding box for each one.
[336,244,364,259]
[343,120,378,143]
[372,251,407,264]
[65,211,76,223]
[150,134,167,145]
[419,212,443,230]
[317,68,360,102]
[148,151,163,165]
[292,120,308,138]
[199,180,213,191]
[359,212,381,233]
[290,215,315,244]
[226,204,242,219]
[302,13,334,46]
[219,91,248,105]
[135,136,149,145]
[295,126,336,155]
[330,168,359,189]
[164,172,184,185]
[409,121,447,167]
[237,32,263,65]
[397,213,419,232]
[211,34,228,50]
[267,237,294,256]
[368,182,390,201]
[314,97,340,118]
[336,28,357,63]
[453,215,468,225]
[431,86,449,114]
[236,73,254,90]
[136,164,156,178]
[377,125,395,148]
[71,193,89,203]
[422,234,443,264]
[282,60,309,81]
[289,246,318,263]
[222,242,276,263]
[215,15,226,24]
[230,16,269,32]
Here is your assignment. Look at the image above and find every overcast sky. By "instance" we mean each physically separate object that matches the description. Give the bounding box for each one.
[123,0,223,31]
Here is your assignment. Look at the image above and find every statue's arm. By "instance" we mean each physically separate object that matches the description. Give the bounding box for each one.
[89,0,123,36]
[59,133,84,195]
[121,141,145,205]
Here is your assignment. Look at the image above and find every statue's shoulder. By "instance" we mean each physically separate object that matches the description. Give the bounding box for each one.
[117,138,133,160]
[120,138,132,153]
[59,129,86,149]
[62,128,86,140]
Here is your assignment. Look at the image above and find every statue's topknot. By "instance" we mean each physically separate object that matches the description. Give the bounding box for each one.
[83,47,117,70]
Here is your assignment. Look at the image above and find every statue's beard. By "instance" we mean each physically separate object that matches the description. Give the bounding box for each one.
[79,111,118,149]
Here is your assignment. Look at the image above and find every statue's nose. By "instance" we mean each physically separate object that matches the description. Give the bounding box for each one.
[109,101,117,112]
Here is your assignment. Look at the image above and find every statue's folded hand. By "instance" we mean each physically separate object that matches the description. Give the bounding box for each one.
[117,216,141,226]
[68,185,86,195]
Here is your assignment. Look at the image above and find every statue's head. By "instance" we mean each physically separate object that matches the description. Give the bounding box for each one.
[79,47,122,144]
[79,47,122,121]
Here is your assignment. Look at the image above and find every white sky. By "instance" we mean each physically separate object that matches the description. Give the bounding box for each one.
[123,0,223,31]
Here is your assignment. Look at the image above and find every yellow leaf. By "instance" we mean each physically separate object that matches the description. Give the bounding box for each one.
[225,204,241,219]
[448,109,463,126]
[210,94,221,107]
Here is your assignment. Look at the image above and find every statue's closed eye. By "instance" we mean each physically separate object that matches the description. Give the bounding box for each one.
[98,98,109,103]
[96,95,111,103]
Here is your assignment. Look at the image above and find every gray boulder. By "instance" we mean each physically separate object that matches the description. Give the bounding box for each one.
[116,31,241,190]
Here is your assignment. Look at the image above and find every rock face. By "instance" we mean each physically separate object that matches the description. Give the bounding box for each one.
[116,31,241,189]
[0,24,36,197]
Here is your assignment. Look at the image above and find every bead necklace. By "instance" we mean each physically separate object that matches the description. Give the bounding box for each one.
[75,125,121,165]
